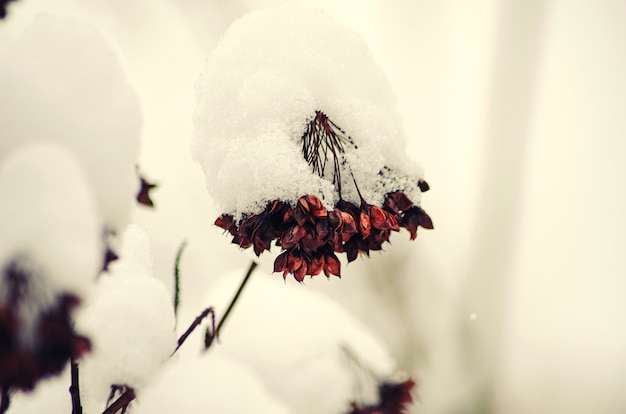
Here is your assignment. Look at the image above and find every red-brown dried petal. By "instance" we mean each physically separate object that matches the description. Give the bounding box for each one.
[332,232,344,251]
[308,255,324,276]
[341,212,357,234]
[300,232,322,255]
[233,234,253,249]
[283,208,295,223]
[274,251,289,273]
[253,236,270,256]
[324,253,341,277]
[267,199,281,214]
[298,196,309,211]
[403,212,419,240]
[315,218,330,240]
[281,224,307,249]
[294,204,308,226]
[369,229,390,250]
[359,209,371,239]
[294,261,308,282]
[387,211,400,231]
[370,205,388,230]
[384,191,413,213]
[416,207,434,229]
[287,251,304,274]
[303,194,327,218]
[328,208,342,229]
[215,214,237,235]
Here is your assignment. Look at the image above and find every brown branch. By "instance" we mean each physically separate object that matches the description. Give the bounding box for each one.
[70,358,83,414]
[172,307,215,355]
[101,388,135,414]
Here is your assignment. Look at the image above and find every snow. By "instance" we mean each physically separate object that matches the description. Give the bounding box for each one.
[9,367,72,414]
[133,350,292,414]
[76,224,176,413]
[176,268,395,414]
[0,13,142,234]
[108,223,154,277]
[192,5,424,219]
[2,2,623,414]
[0,143,101,336]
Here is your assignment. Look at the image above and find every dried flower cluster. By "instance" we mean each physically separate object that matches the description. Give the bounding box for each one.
[216,111,432,281]
[0,259,90,394]
[347,378,416,414]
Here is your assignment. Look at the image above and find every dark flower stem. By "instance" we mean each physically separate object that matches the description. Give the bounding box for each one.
[70,358,83,414]
[0,387,9,414]
[101,388,135,414]
[204,261,258,349]
[350,171,365,203]
[172,307,215,355]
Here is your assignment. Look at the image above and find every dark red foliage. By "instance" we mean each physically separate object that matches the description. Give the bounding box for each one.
[418,179,430,193]
[0,294,90,392]
[347,379,416,414]
[136,174,157,208]
[102,246,119,273]
[215,190,433,281]
[0,260,90,393]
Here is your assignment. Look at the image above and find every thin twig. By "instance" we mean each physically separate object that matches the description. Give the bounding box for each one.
[105,385,120,409]
[173,239,188,323]
[204,261,258,349]
[70,358,83,414]
[101,388,135,414]
[172,307,215,355]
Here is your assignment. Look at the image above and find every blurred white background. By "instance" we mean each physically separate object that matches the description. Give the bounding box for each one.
[2,1,625,413]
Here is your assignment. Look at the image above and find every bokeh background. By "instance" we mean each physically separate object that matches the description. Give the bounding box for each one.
[2,1,625,413]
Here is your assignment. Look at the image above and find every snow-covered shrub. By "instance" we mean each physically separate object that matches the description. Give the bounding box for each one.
[192,5,432,281]
[0,13,142,411]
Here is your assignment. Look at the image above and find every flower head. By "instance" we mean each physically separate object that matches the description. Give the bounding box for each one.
[347,378,416,414]
[0,257,90,392]
[194,6,432,281]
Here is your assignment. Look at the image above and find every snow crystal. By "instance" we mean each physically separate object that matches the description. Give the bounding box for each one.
[76,224,175,413]
[0,13,142,234]
[188,268,395,414]
[0,143,102,333]
[192,4,424,219]
[133,350,292,414]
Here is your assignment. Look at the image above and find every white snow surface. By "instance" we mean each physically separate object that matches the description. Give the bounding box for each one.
[76,224,176,413]
[10,367,72,414]
[0,143,101,342]
[177,268,395,414]
[192,5,424,219]
[0,13,142,234]
[133,350,292,414]
[108,223,155,278]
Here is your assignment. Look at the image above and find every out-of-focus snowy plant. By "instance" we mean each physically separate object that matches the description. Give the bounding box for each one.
[0,13,142,247]
[1,4,431,414]
[0,12,142,412]
[192,268,396,414]
[0,144,98,405]
[76,224,176,414]
[133,350,292,414]
[192,5,432,282]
